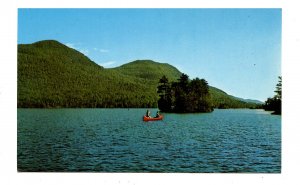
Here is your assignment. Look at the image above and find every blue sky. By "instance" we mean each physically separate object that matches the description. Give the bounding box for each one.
[18,9,281,101]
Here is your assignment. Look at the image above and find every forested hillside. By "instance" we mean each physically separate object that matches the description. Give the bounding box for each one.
[18,40,259,109]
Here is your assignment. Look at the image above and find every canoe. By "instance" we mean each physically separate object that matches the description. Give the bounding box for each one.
[143,115,163,121]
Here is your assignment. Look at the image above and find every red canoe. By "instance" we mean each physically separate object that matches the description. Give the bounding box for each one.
[143,115,163,121]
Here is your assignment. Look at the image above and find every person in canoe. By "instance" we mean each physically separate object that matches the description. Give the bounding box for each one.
[155,111,160,118]
[145,109,151,118]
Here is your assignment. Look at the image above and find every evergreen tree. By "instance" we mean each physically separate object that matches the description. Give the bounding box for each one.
[178,73,189,93]
[274,76,282,100]
[263,76,282,114]
[190,78,212,112]
[157,75,172,112]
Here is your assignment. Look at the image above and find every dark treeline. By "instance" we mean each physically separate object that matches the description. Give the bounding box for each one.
[263,76,282,115]
[157,74,213,113]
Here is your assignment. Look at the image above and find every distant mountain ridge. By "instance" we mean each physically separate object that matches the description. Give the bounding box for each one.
[17,40,260,108]
[236,98,263,104]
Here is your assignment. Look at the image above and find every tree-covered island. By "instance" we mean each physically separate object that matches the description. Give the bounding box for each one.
[157,74,213,113]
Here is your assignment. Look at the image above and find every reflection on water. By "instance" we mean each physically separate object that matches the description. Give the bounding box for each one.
[18,109,281,172]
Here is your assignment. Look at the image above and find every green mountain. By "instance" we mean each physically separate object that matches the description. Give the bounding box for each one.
[18,40,259,108]
[113,60,181,81]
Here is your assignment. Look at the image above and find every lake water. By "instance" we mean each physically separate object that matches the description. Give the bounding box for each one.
[17,109,281,172]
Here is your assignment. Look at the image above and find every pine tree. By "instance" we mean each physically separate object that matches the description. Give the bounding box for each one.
[263,76,282,114]
[157,75,172,112]
[274,76,282,100]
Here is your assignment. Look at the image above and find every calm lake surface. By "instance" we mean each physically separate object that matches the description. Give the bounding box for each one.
[17,109,281,172]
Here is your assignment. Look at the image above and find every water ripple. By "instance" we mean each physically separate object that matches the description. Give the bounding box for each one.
[18,108,281,172]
